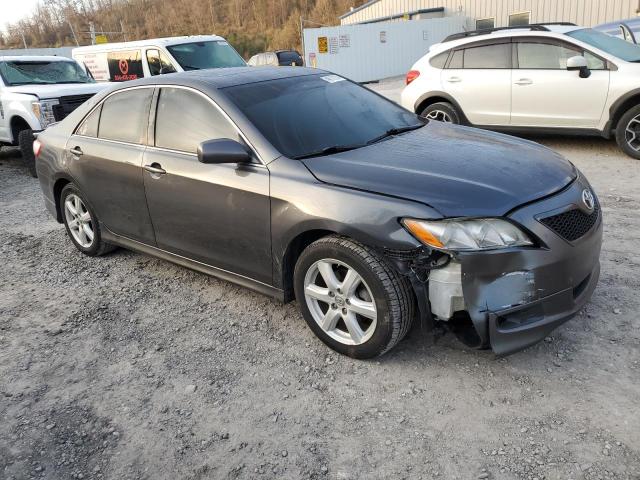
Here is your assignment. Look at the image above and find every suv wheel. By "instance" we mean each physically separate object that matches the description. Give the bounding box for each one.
[420,102,461,124]
[616,105,640,159]
[18,129,37,177]
[60,184,116,256]
[294,235,414,359]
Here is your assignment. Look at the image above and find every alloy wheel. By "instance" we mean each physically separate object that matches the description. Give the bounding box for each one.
[625,115,640,152]
[64,193,94,248]
[424,110,453,123]
[303,258,377,345]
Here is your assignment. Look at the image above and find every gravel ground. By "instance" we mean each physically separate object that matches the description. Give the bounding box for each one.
[1,85,640,479]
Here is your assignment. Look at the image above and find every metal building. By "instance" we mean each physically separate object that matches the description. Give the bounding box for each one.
[340,0,640,29]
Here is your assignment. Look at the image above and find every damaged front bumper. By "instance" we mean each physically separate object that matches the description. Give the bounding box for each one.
[456,176,603,355]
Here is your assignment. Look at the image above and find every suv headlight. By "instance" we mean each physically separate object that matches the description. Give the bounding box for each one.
[402,218,533,251]
[31,99,59,128]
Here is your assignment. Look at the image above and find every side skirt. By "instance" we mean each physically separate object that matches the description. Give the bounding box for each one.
[474,124,610,139]
[101,228,285,302]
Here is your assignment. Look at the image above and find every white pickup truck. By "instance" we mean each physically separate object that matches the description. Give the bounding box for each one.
[0,55,109,176]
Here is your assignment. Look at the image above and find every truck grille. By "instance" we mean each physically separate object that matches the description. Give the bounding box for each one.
[539,201,600,242]
[52,94,95,122]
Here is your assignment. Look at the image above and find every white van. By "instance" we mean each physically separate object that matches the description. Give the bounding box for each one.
[72,35,246,82]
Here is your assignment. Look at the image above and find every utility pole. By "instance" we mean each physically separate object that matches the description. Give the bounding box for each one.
[120,21,128,41]
[89,22,96,45]
[20,32,27,49]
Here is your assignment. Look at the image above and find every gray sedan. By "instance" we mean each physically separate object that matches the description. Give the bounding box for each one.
[34,67,602,358]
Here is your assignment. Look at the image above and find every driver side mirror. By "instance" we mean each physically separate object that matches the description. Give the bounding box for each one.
[567,55,591,78]
[197,139,252,164]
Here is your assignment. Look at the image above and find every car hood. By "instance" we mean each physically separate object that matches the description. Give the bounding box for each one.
[302,122,576,217]
[6,82,110,100]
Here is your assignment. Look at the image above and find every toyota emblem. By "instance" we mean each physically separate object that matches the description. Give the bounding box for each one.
[582,189,595,212]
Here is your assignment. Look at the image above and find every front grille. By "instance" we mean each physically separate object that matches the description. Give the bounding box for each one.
[539,201,600,242]
[52,93,95,121]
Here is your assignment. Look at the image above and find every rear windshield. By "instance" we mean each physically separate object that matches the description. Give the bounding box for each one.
[0,60,94,86]
[166,40,246,70]
[277,51,303,66]
[567,28,640,62]
[223,74,421,159]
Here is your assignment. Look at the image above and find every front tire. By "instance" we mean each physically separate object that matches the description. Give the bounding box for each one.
[420,102,461,124]
[60,184,116,256]
[294,235,414,359]
[18,129,37,177]
[616,105,640,159]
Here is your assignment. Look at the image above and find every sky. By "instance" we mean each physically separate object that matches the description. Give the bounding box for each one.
[2,0,41,33]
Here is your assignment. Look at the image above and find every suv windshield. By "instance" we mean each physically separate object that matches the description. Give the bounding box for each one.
[223,74,423,159]
[567,28,640,62]
[166,40,246,70]
[0,60,94,86]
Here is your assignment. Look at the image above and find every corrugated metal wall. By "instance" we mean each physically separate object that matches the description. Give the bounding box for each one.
[341,0,639,27]
[303,16,468,82]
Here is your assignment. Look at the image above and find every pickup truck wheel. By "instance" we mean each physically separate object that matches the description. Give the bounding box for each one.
[60,184,116,257]
[18,129,37,177]
[616,105,640,160]
[420,102,460,124]
[294,235,414,359]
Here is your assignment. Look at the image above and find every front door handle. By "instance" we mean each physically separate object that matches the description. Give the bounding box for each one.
[69,146,83,156]
[143,163,166,175]
[446,76,462,83]
[515,78,533,85]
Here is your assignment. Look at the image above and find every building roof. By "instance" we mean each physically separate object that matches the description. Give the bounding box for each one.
[339,0,381,20]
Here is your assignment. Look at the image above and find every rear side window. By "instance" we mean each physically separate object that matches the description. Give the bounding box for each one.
[449,49,463,68]
[463,43,510,68]
[430,52,448,69]
[155,87,238,153]
[107,50,143,81]
[99,88,153,144]
[76,105,101,137]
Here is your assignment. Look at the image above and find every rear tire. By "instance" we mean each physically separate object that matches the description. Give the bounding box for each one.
[18,129,37,177]
[294,235,414,359]
[420,102,461,124]
[616,104,640,159]
[60,184,116,256]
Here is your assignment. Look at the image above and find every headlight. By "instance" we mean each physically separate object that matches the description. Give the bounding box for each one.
[402,218,533,251]
[31,99,59,128]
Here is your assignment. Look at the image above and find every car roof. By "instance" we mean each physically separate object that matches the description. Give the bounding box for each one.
[430,25,587,53]
[72,35,226,53]
[0,55,75,62]
[110,66,324,90]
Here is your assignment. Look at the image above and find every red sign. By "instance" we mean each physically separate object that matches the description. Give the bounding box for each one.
[118,59,129,75]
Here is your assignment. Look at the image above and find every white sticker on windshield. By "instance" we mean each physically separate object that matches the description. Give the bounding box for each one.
[321,74,345,83]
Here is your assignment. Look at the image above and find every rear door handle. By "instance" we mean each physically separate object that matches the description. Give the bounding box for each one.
[515,78,533,85]
[446,76,462,83]
[143,163,166,175]
[69,146,83,156]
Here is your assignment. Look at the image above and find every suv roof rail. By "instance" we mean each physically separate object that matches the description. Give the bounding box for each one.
[442,22,578,43]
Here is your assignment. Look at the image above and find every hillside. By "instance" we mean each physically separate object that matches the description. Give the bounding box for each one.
[0,0,366,58]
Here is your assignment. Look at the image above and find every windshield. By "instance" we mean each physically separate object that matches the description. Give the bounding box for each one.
[166,40,246,70]
[223,74,423,159]
[567,28,640,61]
[0,60,94,86]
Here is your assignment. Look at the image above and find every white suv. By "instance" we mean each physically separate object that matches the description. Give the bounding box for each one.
[401,23,640,159]
[0,56,109,176]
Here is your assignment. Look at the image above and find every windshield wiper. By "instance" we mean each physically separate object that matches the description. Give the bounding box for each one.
[54,80,93,84]
[181,64,201,70]
[366,123,425,145]
[292,144,365,160]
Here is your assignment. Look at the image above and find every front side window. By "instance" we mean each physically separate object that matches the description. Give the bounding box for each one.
[76,105,101,137]
[99,88,153,144]
[517,42,579,69]
[463,43,511,68]
[0,60,94,86]
[155,87,238,153]
[146,49,176,76]
[166,41,246,70]
[567,28,640,62]
[223,74,422,159]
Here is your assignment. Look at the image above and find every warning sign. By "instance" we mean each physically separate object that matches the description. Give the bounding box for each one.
[318,36,328,53]
[329,36,339,54]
